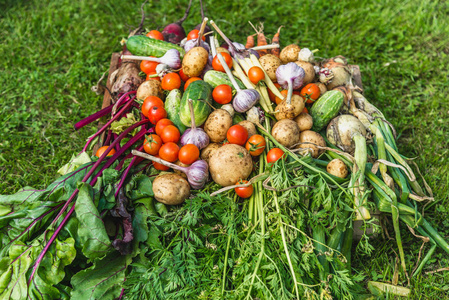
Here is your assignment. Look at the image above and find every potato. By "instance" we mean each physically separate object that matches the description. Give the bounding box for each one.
[216,47,230,54]
[182,47,209,77]
[280,44,301,64]
[174,160,189,179]
[294,113,313,131]
[238,120,257,138]
[153,173,190,205]
[200,143,221,163]
[274,94,304,120]
[271,119,300,148]
[259,54,281,82]
[294,61,316,85]
[327,159,348,178]
[136,80,163,100]
[296,130,326,158]
[315,82,327,95]
[204,109,233,142]
[209,144,253,186]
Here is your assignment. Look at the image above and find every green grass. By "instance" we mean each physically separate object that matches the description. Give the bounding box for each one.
[1,0,448,297]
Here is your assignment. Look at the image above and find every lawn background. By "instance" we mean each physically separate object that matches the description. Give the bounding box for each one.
[1,0,448,297]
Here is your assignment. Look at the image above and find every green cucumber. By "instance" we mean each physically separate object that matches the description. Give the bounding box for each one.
[126,35,185,58]
[179,81,213,127]
[203,70,245,91]
[165,89,187,133]
[310,90,344,131]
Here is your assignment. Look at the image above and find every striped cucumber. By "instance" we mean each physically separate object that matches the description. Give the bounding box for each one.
[179,81,213,127]
[203,70,245,90]
[165,89,187,133]
[126,35,185,58]
[310,90,344,131]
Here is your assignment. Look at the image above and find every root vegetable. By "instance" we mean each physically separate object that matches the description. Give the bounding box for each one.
[200,143,221,163]
[327,159,348,178]
[161,0,193,44]
[326,115,366,154]
[280,44,301,63]
[238,120,257,138]
[111,50,144,95]
[275,94,305,120]
[209,144,253,186]
[182,47,209,77]
[296,130,326,158]
[294,112,313,131]
[316,82,327,95]
[136,80,164,100]
[216,47,230,54]
[153,173,190,205]
[321,56,352,89]
[294,61,315,85]
[271,119,300,148]
[259,54,281,82]
[204,109,233,142]
[275,63,305,120]
[174,160,189,179]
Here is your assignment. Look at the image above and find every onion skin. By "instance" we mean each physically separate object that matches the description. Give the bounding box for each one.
[326,115,366,154]
[180,128,210,149]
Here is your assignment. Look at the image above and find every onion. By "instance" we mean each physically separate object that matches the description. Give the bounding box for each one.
[180,99,210,149]
[326,114,366,154]
[132,150,209,189]
[184,39,210,53]
[321,56,352,89]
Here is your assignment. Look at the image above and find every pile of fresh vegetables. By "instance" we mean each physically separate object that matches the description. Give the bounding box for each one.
[1,1,447,299]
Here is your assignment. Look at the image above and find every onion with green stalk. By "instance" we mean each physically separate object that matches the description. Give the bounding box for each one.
[326,114,371,220]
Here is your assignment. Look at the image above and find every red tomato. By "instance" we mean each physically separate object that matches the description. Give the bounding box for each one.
[178,144,200,165]
[187,29,205,41]
[268,83,282,103]
[161,73,181,91]
[140,60,159,74]
[248,66,265,84]
[226,125,248,146]
[300,83,321,104]
[155,119,174,136]
[146,30,164,41]
[184,77,202,91]
[267,148,285,164]
[146,72,161,81]
[148,106,167,124]
[95,146,116,158]
[141,96,164,118]
[245,135,266,156]
[160,125,180,143]
[153,155,170,171]
[159,142,179,162]
[143,134,163,155]
[234,180,253,198]
[212,52,233,72]
[212,84,233,104]
[179,69,190,82]
[303,106,309,113]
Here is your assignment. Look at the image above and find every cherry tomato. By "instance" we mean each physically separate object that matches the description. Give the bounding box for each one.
[161,73,181,91]
[148,106,167,125]
[140,60,159,74]
[245,135,266,156]
[155,119,174,136]
[146,71,161,81]
[212,84,233,104]
[234,180,253,198]
[268,83,282,103]
[146,30,164,41]
[300,83,321,104]
[184,77,202,91]
[141,96,164,118]
[248,66,265,84]
[179,69,190,82]
[275,90,288,105]
[95,146,116,158]
[267,148,285,164]
[226,125,248,146]
[212,52,233,72]
[160,125,180,143]
[153,155,170,171]
[143,134,163,155]
[187,29,205,41]
[159,142,180,162]
[178,144,200,165]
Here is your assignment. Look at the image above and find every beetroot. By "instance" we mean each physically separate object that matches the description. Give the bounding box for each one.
[162,0,193,44]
